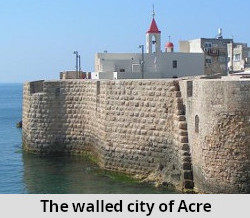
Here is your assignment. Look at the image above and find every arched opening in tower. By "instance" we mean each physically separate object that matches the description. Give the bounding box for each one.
[152,35,157,53]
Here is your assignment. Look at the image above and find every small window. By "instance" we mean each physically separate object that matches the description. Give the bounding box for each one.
[172,60,177,68]
[195,115,199,133]
[96,81,100,95]
[204,42,212,48]
[119,69,125,72]
[55,88,60,96]
[234,54,241,62]
[205,58,212,64]
[219,56,226,63]
[187,81,193,97]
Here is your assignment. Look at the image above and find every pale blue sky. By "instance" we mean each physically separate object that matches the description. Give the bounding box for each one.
[0,0,249,82]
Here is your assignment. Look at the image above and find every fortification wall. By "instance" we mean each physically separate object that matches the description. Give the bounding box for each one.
[180,79,250,193]
[22,79,192,191]
[22,78,250,193]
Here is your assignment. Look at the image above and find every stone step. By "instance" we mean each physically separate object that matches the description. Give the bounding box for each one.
[180,143,190,151]
[179,122,187,130]
[183,162,192,170]
[173,82,180,91]
[179,130,188,136]
[182,156,192,162]
[181,151,191,156]
[176,115,186,121]
[183,170,193,180]
[183,180,194,189]
[175,98,183,105]
[176,110,185,115]
[170,86,179,92]
[180,136,189,143]
[175,91,181,97]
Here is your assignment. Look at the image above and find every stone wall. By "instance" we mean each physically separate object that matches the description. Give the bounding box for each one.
[179,78,250,193]
[22,79,192,191]
[22,78,250,193]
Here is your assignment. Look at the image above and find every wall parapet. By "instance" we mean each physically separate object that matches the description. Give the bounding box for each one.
[29,80,44,94]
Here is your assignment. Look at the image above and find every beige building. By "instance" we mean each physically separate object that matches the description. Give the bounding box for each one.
[227,42,250,72]
[179,36,233,76]
[179,29,250,75]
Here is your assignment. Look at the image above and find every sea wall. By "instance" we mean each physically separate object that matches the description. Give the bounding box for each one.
[22,78,250,193]
[22,79,193,191]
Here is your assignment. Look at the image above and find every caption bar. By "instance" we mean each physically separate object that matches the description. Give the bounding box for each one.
[41,199,211,216]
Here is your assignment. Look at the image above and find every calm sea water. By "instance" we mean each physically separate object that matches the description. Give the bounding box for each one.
[0,83,176,194]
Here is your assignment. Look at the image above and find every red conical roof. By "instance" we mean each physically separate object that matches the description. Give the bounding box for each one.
[147,18,161,34]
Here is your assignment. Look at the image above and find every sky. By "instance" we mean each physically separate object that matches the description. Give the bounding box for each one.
[0,0,249,83]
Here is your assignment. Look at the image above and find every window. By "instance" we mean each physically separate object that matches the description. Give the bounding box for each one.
[119,69,125,72]
[152,35,157,53]
[55,88,60,96]
[187,81,193,97]
[234,54,241,62]
[132,64,140,73]
[219,56,226,63]
[195,115,199,133]
[204,42,212,48]
[96,81,100,95]
[205,58,212,64]
[172,60,177,68]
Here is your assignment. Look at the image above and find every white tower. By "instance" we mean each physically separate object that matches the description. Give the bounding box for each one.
[146,8,161,54]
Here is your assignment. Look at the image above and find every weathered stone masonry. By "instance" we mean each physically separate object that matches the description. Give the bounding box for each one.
[22,78,250,193]
[180,79,250,193]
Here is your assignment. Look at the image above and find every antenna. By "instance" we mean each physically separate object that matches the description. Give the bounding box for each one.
[168,35,171,42]
[79,55,81,72]
[73,51,79,72]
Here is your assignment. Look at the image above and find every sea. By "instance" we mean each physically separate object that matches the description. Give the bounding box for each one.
[0,83,176,194]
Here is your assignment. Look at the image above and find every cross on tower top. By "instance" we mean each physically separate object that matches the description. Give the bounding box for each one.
[152,4,155,18]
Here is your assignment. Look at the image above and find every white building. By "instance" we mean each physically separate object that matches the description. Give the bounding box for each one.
[92,13,204,79]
